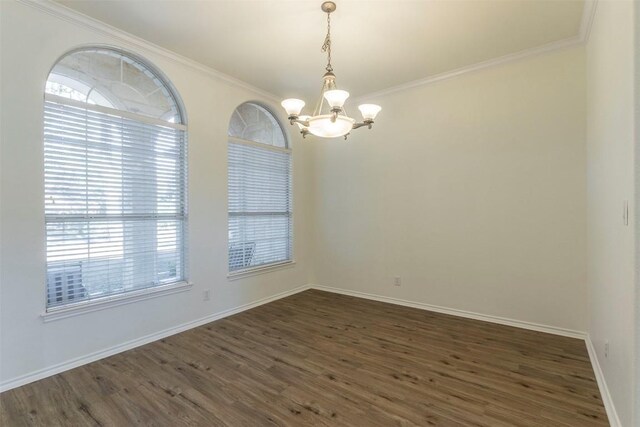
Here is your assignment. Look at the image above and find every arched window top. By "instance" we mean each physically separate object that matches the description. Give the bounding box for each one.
[46,47,183,124]
[229,103,287,148]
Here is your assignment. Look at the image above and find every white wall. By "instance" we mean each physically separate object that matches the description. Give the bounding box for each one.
[636,1,640,422]
[586,1,637,426]
[311,46,588,333]
[0,1,313,387]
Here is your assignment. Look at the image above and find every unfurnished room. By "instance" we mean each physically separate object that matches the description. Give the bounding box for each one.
[0,0,638,426]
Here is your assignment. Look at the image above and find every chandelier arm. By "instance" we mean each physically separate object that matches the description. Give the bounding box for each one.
[352,120,374,130]
[288,117,310,127]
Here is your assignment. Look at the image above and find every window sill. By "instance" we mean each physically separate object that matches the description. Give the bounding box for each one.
[227,260,296,281]
[41,281,193,322]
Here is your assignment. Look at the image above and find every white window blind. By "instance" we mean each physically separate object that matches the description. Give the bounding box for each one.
[228,103,292,272]
[44,72,187,309]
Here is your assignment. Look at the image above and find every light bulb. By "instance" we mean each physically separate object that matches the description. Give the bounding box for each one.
[323,90,350,108]
[358,104,382,120]
[281,98,305,116]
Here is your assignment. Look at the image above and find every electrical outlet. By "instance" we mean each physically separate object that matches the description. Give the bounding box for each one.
[604,340,609,358]
[203,290,210,301]
[394,276,401,287]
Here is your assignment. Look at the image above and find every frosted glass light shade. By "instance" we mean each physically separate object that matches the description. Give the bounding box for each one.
[281,98,305,116]
[358,104,382,120]
[296,115,311,130]
[307,114,355,138]
[323,90,350,108]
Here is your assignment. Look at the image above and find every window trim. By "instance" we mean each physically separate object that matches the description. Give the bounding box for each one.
[41,281,193,322]
[227,260,296,281]
[227,103,293,275]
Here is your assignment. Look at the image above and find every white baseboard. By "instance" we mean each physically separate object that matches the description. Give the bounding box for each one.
[310,285,586,339]
[585,336,622,427]
[0,285,310,393]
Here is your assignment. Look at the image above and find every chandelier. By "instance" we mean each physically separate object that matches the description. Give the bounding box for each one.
[281,1,381,139]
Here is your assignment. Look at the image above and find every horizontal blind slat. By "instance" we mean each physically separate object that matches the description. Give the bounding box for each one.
[228,138,292,272]
[44,99,187,309]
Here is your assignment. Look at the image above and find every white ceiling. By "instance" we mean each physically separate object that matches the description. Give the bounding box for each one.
[55,0,586,101]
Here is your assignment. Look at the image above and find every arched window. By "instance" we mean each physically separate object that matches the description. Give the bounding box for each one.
[44,48,187,309]
[228,103,292,273]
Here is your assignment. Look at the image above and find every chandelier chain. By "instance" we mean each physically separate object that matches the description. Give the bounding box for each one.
[321,11,332,72]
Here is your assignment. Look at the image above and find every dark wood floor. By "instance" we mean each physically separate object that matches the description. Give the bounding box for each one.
[1,290,608,426]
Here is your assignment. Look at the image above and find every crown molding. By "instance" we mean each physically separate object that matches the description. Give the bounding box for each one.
[579,0,598,43]
[16,0,598,105]
[15,0,281,103]
[356,0,599,102]
[354,36,583,102]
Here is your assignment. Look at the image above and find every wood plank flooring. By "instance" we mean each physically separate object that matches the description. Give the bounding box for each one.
[1,290,608,426]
